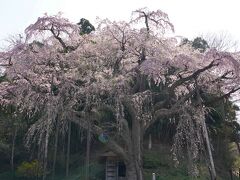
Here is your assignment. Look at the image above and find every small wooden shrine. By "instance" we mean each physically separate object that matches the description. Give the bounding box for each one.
[101,151,126,180]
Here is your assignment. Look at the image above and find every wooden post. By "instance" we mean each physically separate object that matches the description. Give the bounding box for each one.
[152,172,156,180]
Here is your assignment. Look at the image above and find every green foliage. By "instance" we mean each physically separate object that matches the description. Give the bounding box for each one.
[192,37,209,52]
[143,148,210,180]
[227,142,240,169]
[51,162,105,180]
[16,160,43,178]
[77,18,95,35]
[233,156,240,171]
[77,162,105,180]
[0,141,10,153]
[181,37,209,52]
[0,74,7,83]
[0,171,15,180]
[143,151,170,169]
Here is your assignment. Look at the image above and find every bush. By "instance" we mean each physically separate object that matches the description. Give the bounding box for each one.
[16,160,43,178]
[143,151,169,169]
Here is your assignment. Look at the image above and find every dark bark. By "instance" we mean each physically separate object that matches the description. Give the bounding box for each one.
[37,144,41,180]
[50,26,67,51]
[205,87,240,106]
[85,120,91,180]
[202,119,216,180]
[71,106,144,180]
[113,59,121,75]
[169,60,219,97]
[125,153,143,180]
[196,82,216,180]
[138,48,146,64]
[127,101,144,180]
[43,119,50,180]
[126,161,138,180]
[52,120,59,179]
[66,121,71,177]
[49,26,78,53]
[10,127,17,172]
[239,168,240,180]
[208,166,213,180]
[229,169,233,180]
[236,142,240,154]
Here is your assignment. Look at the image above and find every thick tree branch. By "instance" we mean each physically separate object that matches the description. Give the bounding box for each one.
[0,63,11,67]
[210,70,234,83]
[205,87,240,106]
[0,57,13,66]
[48,25,79,53]
[50,26,68,51]
[169,60,218,92]
[70,114,128,161]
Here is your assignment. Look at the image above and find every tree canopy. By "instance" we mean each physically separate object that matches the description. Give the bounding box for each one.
[0,8,240,180]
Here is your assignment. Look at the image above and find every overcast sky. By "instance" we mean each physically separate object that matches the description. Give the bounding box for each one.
[1,0,240,49]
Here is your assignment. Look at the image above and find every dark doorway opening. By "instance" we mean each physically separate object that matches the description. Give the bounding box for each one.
[118,161,126,177]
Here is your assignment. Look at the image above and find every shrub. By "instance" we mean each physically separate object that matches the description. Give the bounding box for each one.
[16,160,43,178]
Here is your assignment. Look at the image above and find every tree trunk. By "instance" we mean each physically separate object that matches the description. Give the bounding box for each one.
[43,120,50,180]
[148,134,152,150]
[229,169,233,180]
[236,142,240,154]
[202,120,216,180]
[131,115,144,180]
[207,166,213,180]
[238,168,240,180]
[52,120,59,179]
[10,127,17,172]
[125,159,143,180]
[135,159,144,180]
[196,82,216,180]
[66,121,71,177]
[126,161,138,180]
[85,121,91,180]
[37,143,42,180]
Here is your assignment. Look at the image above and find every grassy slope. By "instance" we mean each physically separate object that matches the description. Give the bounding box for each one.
[0,143,239,180]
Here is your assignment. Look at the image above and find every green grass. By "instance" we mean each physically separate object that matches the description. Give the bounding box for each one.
[0,171,16,180]
[143,146,210,180]
[1,144,239,180]
[50,161,105,180]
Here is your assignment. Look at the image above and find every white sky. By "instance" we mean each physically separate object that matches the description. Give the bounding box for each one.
[1,0,240,49]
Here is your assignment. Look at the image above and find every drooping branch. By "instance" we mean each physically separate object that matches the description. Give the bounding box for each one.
[132,8,174,33]
[144,90,195,132]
